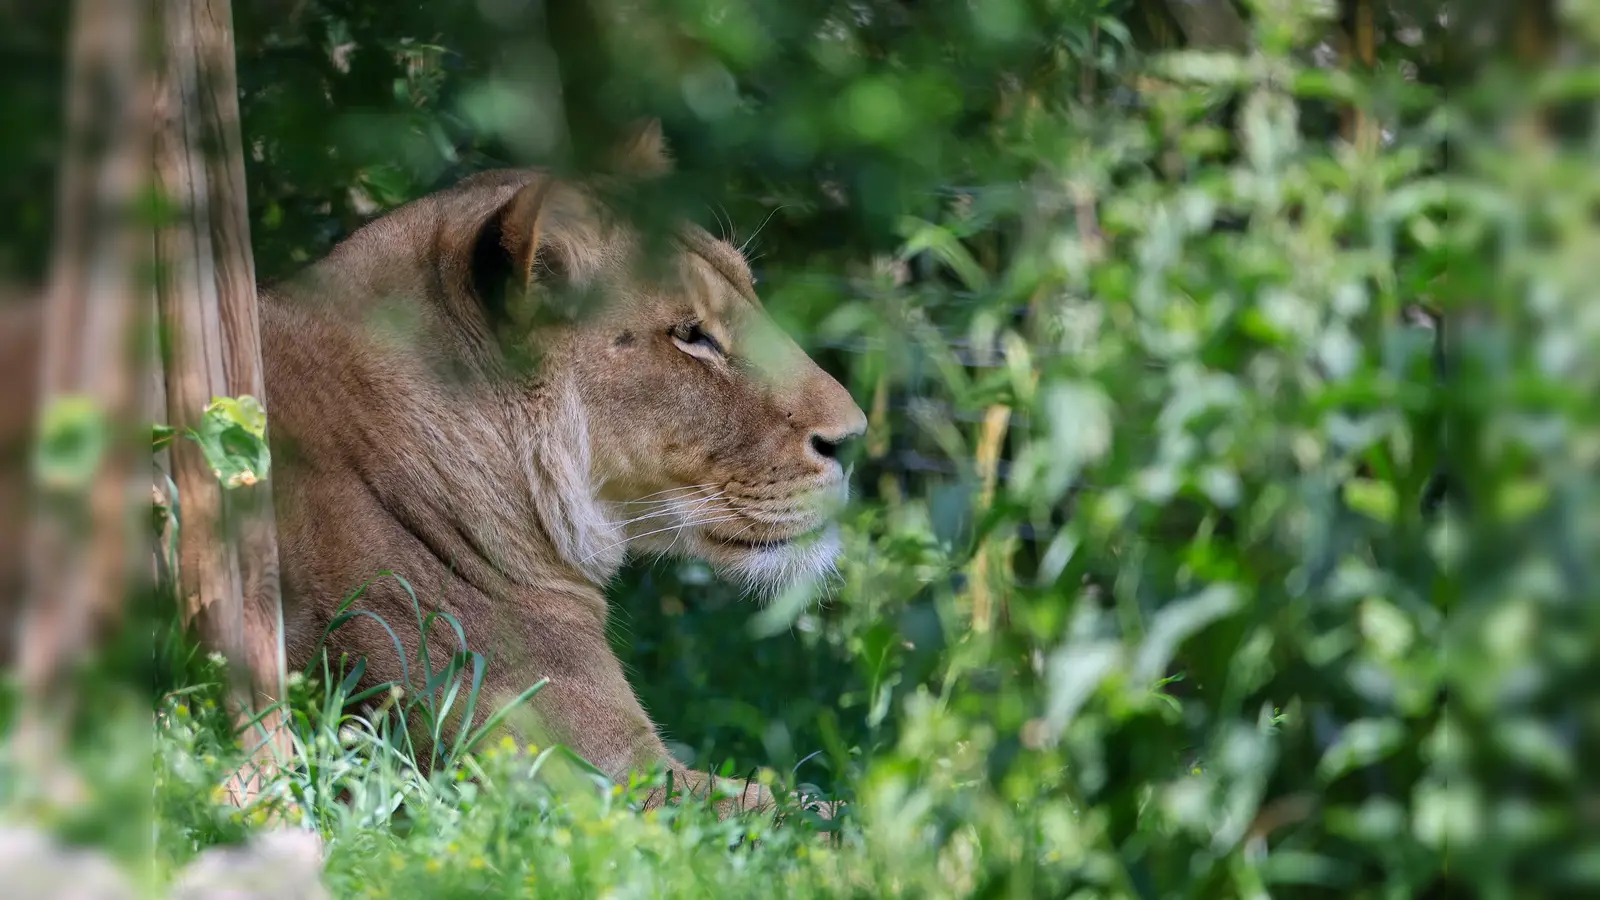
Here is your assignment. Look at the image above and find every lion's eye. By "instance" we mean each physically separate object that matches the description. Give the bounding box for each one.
[670,321,722,356]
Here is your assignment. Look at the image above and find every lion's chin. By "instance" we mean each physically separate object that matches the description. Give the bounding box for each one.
[694,523,842,601]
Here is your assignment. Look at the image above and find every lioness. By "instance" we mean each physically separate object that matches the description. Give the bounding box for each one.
[261,121,865,814]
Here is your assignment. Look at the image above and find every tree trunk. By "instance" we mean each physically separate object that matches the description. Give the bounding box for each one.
[153,0,290,807]
[11,0,155,805]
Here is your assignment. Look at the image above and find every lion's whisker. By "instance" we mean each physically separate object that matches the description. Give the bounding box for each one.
[580,512,747,564]
[720,519,760,545]
[663,508,709,558]
[617,495,716,511]
[611,489,724,522]
[640,483,718,498]
[613,493,725,529]
[738,205,789,257]
[619,483,721,504]
[592,516,744,562]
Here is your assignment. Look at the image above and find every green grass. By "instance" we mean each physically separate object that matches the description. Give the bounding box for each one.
[154,689,834,899]
[134,609,1162,900]
[136,562,966,900]
[141,625,966,900]
[141,581,775,895]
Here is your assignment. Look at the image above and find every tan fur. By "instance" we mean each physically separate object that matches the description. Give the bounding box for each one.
[259,123,865,813]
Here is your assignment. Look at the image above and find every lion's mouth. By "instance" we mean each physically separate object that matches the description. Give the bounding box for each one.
[710,534,794,551]
[704,525,825,552]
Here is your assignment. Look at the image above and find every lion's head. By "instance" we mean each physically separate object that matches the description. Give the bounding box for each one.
[308,121,865,598]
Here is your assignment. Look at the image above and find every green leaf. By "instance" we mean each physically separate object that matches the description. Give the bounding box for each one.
[1133,584,1242,684]
[1495,478,1550,524]
[1317,718,1405,782]
[896,217,990,292]
[35,395,108,492]
[187,394,272,489]
[1155,51,1250,88]
[1342,478,1397,524]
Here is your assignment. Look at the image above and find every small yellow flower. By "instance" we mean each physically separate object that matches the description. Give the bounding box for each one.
[468,856,486,870]
[174,704,190,718]
[425,859,442,873]
[499,735,517,753]
[611,784,623,796]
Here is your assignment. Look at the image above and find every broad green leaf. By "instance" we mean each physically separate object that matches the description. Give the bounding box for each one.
[188,394,272,489]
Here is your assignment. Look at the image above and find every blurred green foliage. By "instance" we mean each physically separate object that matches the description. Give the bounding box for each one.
[7,0,1600,897]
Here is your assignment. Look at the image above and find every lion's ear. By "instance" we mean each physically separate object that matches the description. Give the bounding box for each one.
[471,178,566,330]
[499,178,562,290]
[606,118,673,178]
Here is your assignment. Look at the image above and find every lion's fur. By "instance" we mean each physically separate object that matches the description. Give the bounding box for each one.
[259,123,865,808]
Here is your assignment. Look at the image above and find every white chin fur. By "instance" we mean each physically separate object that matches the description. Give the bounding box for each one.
[708,525,842,601]
[628,520,841,601]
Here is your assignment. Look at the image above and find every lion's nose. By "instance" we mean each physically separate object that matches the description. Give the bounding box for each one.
[806,411,866,466]
[808,432,849,462]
